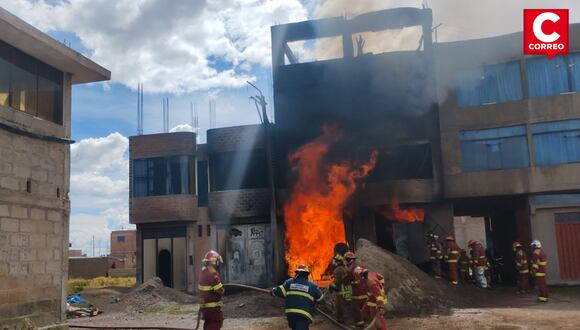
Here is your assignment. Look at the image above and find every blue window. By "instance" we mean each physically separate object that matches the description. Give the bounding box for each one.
[526,56,572,98]
[456,61,523,107]
[535,193,580,205]
[116,236,125,243]
[459,125,529,172]
[532,120,580,166]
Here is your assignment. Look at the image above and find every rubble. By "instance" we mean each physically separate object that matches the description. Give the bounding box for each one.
[123,277,197,313]
[355,238,461,316]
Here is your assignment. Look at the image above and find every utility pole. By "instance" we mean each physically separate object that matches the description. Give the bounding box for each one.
[248,81,280,284]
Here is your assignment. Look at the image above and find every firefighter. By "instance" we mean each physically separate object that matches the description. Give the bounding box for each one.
[468,240,488,288]
[354,266,388,330]
[272,264,324,330]
[512,241,529,294]
[198,250,225,330]
[458,249,471,283]
[530,240,549,302]
[427,233,443,278]
[445,236,460,285]
[328,253,351,323]
[344,251,367,328]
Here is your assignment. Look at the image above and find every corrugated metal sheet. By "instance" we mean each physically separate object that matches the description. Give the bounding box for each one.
[555,213,580,281]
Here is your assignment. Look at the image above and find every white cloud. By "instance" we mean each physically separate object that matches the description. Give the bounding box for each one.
[69,133,132,255]
[169,123,195,133]
[0,0,307,93]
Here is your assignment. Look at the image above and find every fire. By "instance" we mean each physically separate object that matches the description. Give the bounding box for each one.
[283,126,378,280]
[380,194,425,222]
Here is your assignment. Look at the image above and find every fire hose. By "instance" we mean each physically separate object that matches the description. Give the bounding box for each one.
[69,283,377,330]
[223,283,378,330]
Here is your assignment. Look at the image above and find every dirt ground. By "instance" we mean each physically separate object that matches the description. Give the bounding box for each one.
[67,284,580,330]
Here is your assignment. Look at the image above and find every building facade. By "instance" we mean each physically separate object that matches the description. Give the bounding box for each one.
[110,229,137,268]
[130,8,580,291]
[0,7,110,329]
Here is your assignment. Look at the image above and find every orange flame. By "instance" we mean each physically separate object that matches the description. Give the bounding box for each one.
[283,127,378,280]
[379,194,425,222]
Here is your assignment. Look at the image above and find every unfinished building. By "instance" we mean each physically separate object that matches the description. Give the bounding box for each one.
[0,7,110,329]
[131,7,580,291]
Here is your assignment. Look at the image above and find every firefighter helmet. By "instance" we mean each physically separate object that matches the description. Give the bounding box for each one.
[203,250,223,266]
[468,240,477,246]
[295,264,311,274]
[353,266,368,277]
[344,251,356,260]
[531,240,542,248]
[512,241,522,249]
[445,235,455,241]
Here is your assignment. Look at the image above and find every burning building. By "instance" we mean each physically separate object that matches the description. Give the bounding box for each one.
[131,7,580,291]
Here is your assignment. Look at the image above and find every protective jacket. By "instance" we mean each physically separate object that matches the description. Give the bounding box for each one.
[272,276,323,322]
[198,266,225,329]
[470,243,487,268]
[531,248,547,277]
[515,249,529,274]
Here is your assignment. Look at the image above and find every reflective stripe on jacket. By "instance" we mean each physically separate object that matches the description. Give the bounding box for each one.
[272,276,323,321]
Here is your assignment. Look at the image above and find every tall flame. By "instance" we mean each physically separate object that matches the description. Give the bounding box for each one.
[379,194,425,222]
[283,126,378,280]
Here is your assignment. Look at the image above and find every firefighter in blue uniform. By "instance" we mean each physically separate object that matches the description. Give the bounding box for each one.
[272,264,324,330]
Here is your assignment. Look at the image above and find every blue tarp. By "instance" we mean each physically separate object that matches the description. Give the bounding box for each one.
[67,295,88,304]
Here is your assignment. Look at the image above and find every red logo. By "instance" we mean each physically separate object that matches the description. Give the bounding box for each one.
[524,9,568,59]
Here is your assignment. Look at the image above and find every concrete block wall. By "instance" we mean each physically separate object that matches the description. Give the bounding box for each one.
[131,195,198,224]
[207,124,264,153]
[0,127,69,329]
[208,188,269,221]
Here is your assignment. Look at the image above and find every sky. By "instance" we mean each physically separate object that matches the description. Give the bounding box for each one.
[0,0,579,255]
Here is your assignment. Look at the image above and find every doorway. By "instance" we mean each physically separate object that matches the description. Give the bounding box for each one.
[158,249,172,287]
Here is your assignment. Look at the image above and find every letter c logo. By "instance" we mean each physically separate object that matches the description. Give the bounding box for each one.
[533,12,561,43]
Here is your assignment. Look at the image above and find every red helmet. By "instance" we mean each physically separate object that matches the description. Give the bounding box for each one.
[295,264,311,273]
[468,240,477,246]
[203,250,223,266]
[512,241,522,249]
[344,251,356,260]
[445,235,455,241]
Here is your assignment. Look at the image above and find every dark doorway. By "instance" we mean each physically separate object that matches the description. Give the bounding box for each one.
[158,249,172,287]
[375,219,396,254]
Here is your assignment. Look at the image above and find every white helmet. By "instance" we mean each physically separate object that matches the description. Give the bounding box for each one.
[531,240,542,248]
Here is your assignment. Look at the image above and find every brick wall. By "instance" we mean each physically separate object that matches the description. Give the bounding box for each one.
[207,125,264,153]
[208,188,270,221]
[0,125,69,328]
[130,132,196,159]
[110,230,137,268]
[130,195,198,224]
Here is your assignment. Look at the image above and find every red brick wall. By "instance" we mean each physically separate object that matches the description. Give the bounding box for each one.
[110,230,136,267]
[130,195,198,224]
[130,132,196,159]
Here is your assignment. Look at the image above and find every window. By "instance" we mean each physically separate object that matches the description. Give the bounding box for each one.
[197,161,209,207]
[133,156,193,197]
[459,125,529,172]
[532,120,580,166]
[116,236,125,243]
[0,40,63,124]
[456,61,523,107]
[209,150,267,191]
[526,56,572,98]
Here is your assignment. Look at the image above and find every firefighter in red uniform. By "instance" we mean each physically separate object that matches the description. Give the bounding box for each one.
[512,241,529,294]
[344,251,367,328]
[445,236,460,285]
[427,234,443,278]
[198,250,225,330]
[530,240,549,302]
[354,266,388,330]
[458,249,471,283]
[468,240,488,288]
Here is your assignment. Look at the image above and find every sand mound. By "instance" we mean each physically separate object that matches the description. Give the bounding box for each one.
[356,239,457,316]
[123,277,197,312]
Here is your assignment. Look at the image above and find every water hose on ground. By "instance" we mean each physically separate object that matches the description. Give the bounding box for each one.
[223,283,378,330]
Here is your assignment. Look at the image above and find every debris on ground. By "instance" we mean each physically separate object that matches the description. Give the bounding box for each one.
[222,290,284,319]
[355,238,466,316]
[66,295,102,318]
[122,277,197,313]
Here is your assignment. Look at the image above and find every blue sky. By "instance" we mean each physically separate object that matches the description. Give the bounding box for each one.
[3,0,580,255]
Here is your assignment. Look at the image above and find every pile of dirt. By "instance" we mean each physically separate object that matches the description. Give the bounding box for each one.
[123,277,197,313]
[355,239,466,316]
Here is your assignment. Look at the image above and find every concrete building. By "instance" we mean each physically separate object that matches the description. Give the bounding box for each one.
[130,8,580,291]
[0,7,109,329]
[110,229,137,268]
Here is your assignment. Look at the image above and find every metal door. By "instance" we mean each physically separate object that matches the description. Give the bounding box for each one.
[555,213,580,280]
[225,224,271,287]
